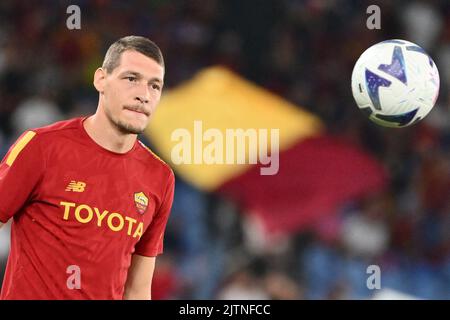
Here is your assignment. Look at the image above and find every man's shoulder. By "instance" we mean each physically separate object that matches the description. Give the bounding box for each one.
[33,117,82,137]
[136,140,174,177]
[12,117,83,151]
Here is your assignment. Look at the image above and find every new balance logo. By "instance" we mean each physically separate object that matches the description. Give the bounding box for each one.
[66,181,86,192]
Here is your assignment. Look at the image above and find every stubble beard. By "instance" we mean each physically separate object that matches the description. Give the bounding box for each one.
[105,107,146,135]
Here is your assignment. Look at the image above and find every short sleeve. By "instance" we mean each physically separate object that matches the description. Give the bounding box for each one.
[134,169,175,257]
[0,131,45,223]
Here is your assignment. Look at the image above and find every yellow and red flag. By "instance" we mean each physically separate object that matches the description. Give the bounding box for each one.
[145,67,387,234]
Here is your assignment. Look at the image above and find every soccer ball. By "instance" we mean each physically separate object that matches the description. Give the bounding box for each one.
[351,39,440,128]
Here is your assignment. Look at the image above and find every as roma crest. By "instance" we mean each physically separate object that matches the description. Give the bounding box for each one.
[134,192,149,214]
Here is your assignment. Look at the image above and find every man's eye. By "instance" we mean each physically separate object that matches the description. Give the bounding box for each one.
[126,77,137,82]
[151,84,161,90]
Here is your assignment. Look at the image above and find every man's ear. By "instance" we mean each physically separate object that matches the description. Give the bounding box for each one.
[93,68,106,93]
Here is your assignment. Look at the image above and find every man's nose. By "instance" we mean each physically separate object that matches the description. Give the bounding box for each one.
[135,95,149,104]
[135,83,150,104]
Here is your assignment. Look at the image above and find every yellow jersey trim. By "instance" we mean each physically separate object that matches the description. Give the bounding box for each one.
[138,141,168,166]
[6,131,36,166]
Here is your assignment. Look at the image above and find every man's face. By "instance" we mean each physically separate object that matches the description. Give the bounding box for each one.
[97,50,165,134]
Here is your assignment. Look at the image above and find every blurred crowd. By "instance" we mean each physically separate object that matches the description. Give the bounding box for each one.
[0,0,449,299]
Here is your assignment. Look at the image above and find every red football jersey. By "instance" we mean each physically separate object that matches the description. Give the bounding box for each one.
[0,117,175,299]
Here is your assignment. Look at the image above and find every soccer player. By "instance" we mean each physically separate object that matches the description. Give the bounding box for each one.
[0,36,175,300]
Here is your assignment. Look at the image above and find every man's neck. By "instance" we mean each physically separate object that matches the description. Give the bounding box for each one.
[83,113,137,154]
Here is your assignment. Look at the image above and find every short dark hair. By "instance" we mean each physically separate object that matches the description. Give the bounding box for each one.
[102,36,164,73]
